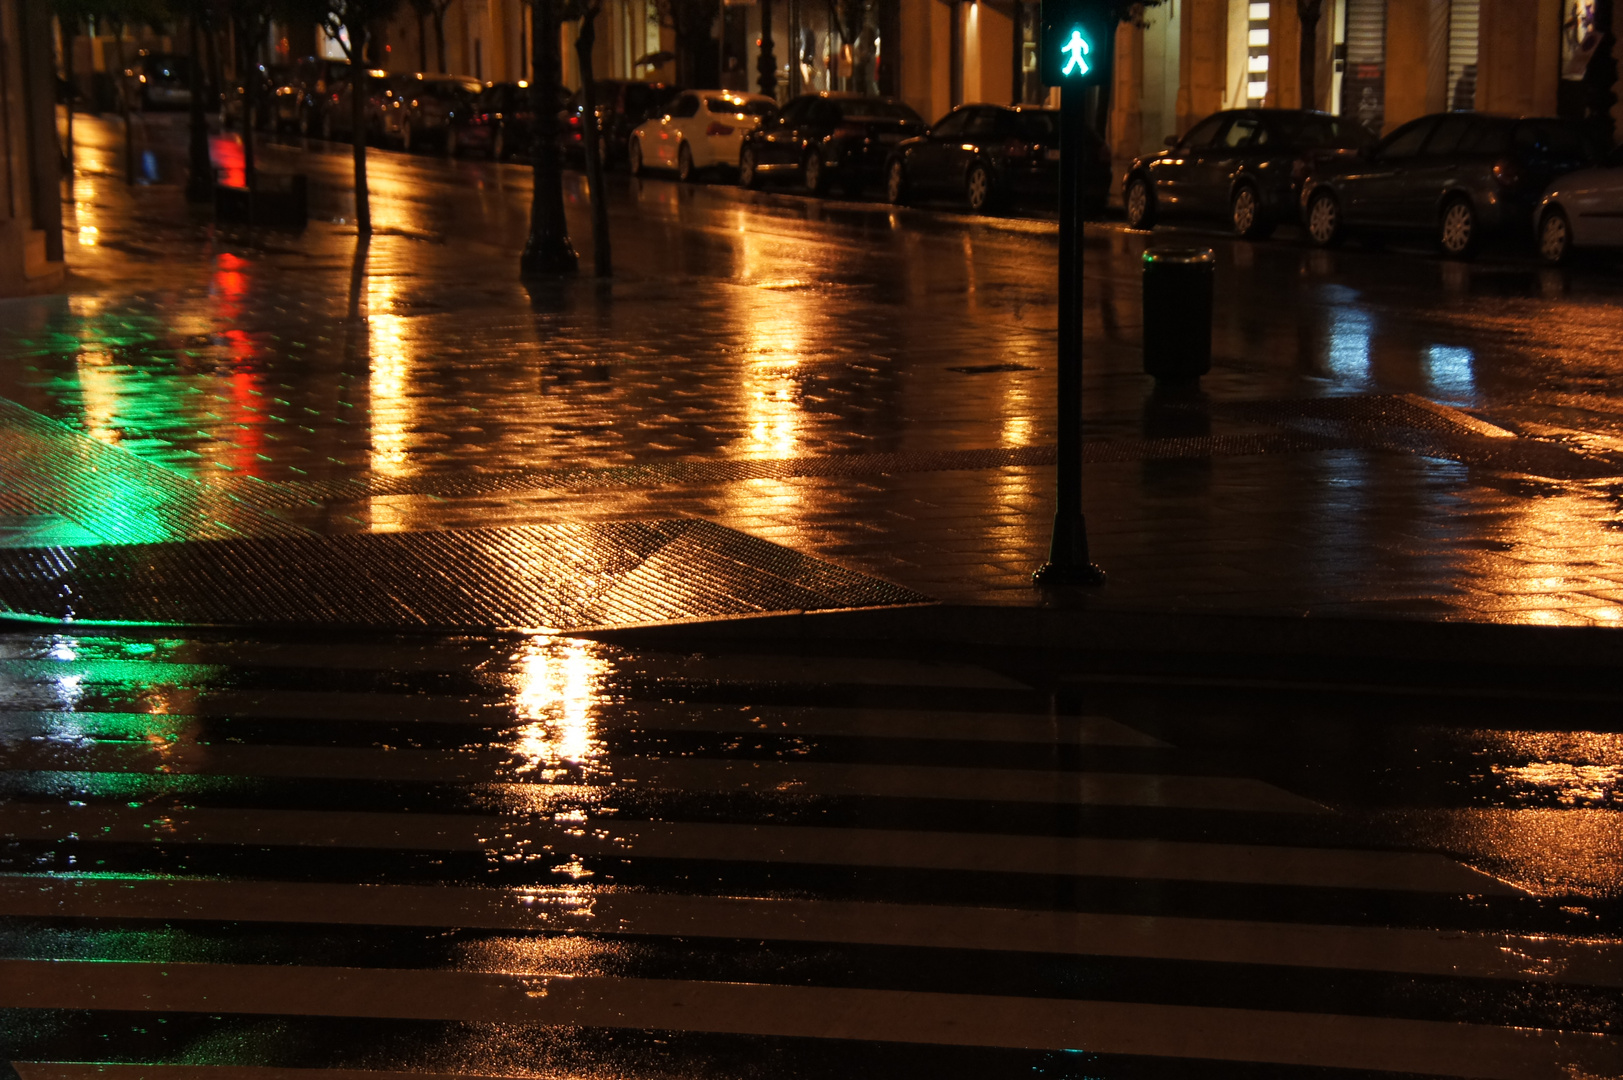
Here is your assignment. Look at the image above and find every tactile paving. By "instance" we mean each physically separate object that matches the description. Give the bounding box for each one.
[0,521,930,631]
[0,398,308,545]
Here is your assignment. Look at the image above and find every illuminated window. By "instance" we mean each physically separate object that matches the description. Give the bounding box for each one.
[1247,2,1271,104]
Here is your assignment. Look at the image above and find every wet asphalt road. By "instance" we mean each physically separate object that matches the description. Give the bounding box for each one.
[49,112,1623,457]
[1,626,1621,1078]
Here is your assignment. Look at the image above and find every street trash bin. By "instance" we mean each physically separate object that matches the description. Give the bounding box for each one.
[1142,247,1214,382]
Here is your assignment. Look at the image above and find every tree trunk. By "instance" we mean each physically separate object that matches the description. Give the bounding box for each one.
[186,15,213,202]
[435,15,448,73]
[1298,0,1322,112]
[61,22,76,173]
[110,26,135,185]
[418,13,429,71]
[875,0,898,96]
[521,0,579,275]
[577,7,611,277]
[352,35,371,235]
[757,0,777,97]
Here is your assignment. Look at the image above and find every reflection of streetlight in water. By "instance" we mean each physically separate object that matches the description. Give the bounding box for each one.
[511,636,609,781]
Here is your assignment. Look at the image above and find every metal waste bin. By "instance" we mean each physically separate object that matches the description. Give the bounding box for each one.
[1142,248,1214,381]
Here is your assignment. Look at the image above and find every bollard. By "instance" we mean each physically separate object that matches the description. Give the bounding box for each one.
[1142,247,1214,382]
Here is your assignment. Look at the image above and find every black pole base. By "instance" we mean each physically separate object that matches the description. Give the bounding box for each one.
[520,237,580,276]
[1033,509,1105,589]
[1033,560,1107,588]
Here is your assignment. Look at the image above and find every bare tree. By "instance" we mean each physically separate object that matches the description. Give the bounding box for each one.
[410,0,454,72]
[652,0,721,87]
[298,0,404,235]
[1298,0,1323,111]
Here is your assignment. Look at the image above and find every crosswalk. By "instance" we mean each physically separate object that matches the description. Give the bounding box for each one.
[0,629,1619,1078]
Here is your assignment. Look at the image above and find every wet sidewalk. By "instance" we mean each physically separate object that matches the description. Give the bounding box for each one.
[8,115,1623,629]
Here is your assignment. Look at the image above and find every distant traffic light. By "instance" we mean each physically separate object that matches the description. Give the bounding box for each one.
[1038,0,1114,88]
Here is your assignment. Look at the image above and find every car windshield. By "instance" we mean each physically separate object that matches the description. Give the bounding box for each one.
[1273,114,1367,148]
[1013,111,1058,141]
[836,100,924,123]
[707,96,774,116]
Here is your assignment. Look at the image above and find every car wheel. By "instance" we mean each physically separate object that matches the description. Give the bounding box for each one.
[739,146,760,188]
[803,150,826,195]
[886,158,910,205]
[965,162,994,214]
[677,142,695,183]
[1124,176,1156,229]
[629,138,644,177]
[1540,206,1573,266]
[1305,189,1343,248]
[1438,196,1478,259]
[1231,183,1273,239]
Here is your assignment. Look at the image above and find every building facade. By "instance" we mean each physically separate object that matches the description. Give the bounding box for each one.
[1102,0,1590,175]
[1,0,64,297]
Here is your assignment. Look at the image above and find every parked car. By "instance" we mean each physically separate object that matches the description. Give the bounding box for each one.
[1532,146,1623,264]
[884,103,1107,214]
[1300,112,1601,257]
[377,73,482,152]
[268,57,348,136]
[1123,108,1367,238]
[459,81,536,160]
[131,52,194,110]
[319,69,390,143]
[562,80,681,168]
[628,89,776,180]
[739,92,926,196]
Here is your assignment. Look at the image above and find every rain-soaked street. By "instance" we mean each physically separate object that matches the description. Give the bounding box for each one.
[0,112,1621,1077]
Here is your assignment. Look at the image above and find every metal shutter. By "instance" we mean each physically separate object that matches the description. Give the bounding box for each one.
[1447,0,1480,111]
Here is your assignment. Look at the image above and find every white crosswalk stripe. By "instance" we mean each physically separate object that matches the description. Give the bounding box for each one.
[0,631,1619,1078]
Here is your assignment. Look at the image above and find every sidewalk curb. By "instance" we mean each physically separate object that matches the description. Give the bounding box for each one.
[585,603,1623,698]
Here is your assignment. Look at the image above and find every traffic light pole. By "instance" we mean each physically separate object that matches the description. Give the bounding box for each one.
[1034,84,1105,588]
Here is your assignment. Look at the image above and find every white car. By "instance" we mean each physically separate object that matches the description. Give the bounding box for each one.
[1536,152,1623,264]
[629,90,777,182]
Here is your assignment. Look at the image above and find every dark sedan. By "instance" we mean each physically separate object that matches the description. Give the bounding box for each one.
[1124,108,1368,238]
[884,104,1108,214]
[1300,112,1601,257]
[459,82,532,160]
[562,80,680,168]
[740,92,926,196]
[269,57,348,136]
[377,74,481,152]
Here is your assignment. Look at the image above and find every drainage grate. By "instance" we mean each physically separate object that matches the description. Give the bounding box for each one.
[0,521,931,631]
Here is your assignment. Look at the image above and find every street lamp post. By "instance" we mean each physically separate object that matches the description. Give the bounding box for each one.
[1032,0,1110,589]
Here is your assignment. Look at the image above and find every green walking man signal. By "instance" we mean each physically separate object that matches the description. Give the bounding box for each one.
[1039,0,1114,88]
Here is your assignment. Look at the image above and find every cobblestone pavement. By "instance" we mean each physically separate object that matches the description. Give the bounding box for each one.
[11,115,1623,624]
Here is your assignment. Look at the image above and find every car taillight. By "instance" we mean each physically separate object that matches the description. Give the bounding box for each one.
[706,122,735,137]
[1005,140,1029,159]
[567,115,580,127]
[1492,159,1520,188]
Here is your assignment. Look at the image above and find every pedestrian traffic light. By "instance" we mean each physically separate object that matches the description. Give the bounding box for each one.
[1039,0,1114,88]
